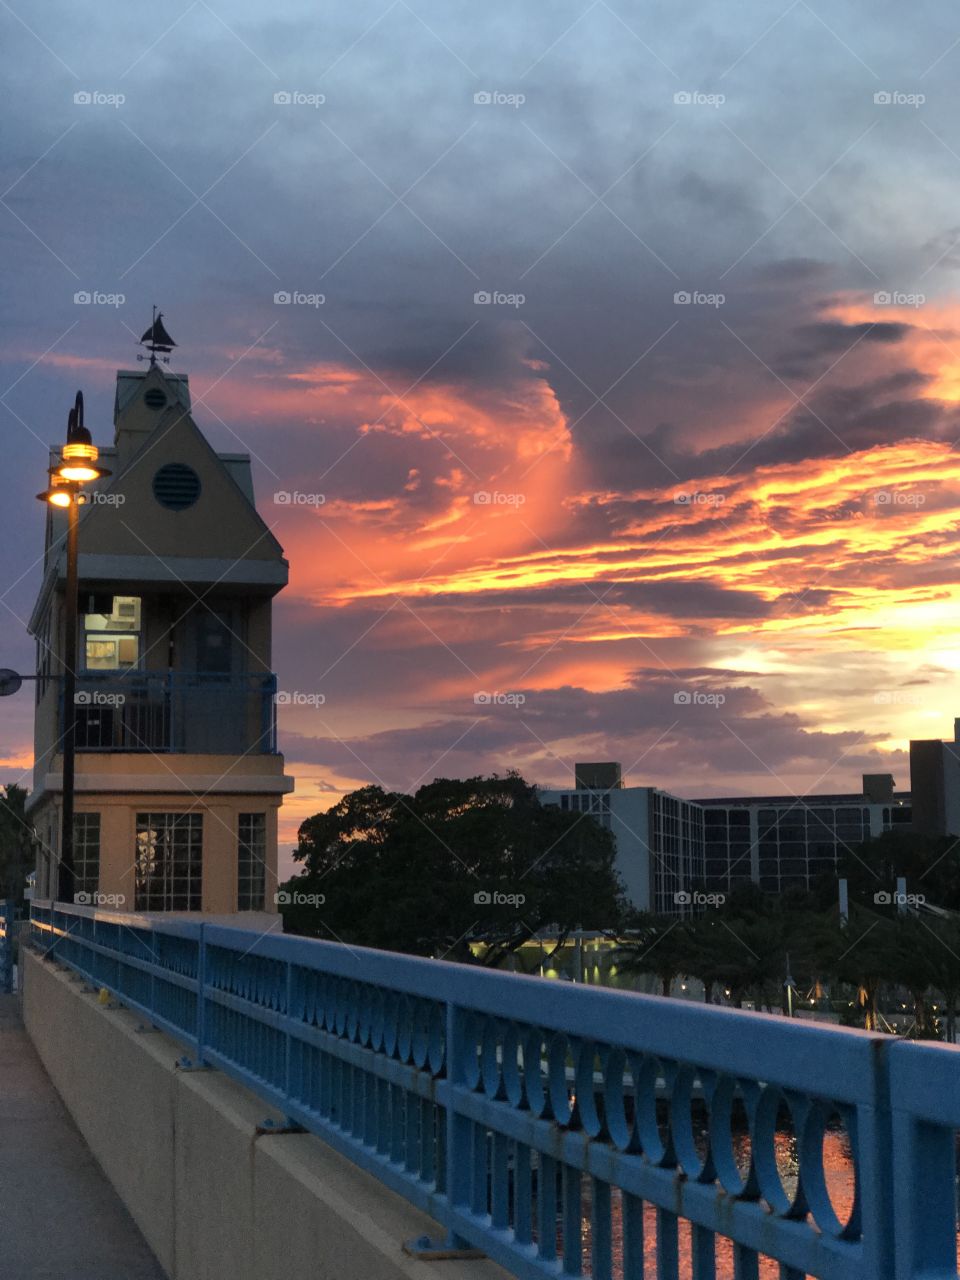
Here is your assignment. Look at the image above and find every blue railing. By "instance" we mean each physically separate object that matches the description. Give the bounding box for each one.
[62,670,278,754]
[0,901,13,993]
[28,901,960,1279]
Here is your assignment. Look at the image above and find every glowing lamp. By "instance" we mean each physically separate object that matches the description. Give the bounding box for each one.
[41,488,73,508]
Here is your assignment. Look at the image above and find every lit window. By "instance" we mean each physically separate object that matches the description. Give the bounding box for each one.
[83,596,141,670]
[135,813,202,911]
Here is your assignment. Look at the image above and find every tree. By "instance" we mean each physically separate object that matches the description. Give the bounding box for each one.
[0,786,32,903]
[281,774,626,963]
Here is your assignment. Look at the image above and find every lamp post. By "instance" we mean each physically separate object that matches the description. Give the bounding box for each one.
[37,392,109,904]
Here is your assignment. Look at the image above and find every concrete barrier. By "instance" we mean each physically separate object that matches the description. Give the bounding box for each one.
[23,949,508,1280]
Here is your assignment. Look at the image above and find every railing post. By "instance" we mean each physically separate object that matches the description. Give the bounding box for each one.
[195,923,206,1066]
[444,1002,473,1249]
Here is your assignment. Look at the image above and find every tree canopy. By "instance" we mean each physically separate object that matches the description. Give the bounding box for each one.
[281,774,626,964]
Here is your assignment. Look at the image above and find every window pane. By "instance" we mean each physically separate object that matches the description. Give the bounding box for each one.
[238,814,266,911]
[135,812,202,911]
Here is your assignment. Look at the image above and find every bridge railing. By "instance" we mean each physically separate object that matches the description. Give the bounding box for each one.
[28,900,958,1280]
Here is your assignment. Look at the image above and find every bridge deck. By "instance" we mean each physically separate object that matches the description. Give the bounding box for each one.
[0,993,164,1279]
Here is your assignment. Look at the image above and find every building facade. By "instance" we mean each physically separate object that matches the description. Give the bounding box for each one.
[540,764,913,911]
[697,775,911,897]
[908,718,960,836]
[538,770,705,915]
[27,354,293,913]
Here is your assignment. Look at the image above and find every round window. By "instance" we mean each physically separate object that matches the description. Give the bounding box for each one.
[144,388,167,410]
[152,463,201,511]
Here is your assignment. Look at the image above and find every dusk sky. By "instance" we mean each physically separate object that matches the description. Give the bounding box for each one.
[3,1,960,874]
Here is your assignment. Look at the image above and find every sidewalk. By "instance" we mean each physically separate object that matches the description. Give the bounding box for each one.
[0,993,165,1280]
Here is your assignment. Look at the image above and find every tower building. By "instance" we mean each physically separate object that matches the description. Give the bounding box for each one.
[27,320,293,912]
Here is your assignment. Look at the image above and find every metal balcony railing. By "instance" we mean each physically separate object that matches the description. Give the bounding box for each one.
[29,899,960,1279]
[62,671,278,754]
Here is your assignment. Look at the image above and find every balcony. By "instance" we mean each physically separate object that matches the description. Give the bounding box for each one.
[64,671,278,755]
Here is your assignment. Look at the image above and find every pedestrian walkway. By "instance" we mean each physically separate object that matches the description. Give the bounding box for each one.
[0,994,165,1280]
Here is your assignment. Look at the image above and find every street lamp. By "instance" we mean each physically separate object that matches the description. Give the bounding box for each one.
[36,391,109,905]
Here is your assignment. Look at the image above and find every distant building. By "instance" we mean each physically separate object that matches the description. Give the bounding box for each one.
[538,774,704,915]
[539,763,913,910]
[696,775,911,897]
[27,337,293,912]
[909,719,960,836]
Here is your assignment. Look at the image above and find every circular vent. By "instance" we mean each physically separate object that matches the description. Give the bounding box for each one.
[144,388,167,409]
[153,463,201,511]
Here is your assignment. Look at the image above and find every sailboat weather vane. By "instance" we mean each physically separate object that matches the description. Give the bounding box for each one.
[137,307,177,366]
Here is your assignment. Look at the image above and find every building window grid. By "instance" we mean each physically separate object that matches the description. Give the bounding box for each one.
[135,812,203,912]
[238,813,267,910]
[73,813,101,897]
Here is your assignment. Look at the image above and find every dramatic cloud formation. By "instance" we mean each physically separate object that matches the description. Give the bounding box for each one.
[3,0,960,870]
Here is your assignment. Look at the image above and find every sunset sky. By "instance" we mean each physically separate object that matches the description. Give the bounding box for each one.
[3,0,960,872]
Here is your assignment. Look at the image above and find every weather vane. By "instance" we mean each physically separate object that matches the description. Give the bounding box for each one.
[137,306,177,367]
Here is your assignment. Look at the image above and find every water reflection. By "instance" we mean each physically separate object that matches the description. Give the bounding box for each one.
[572,1127,855,1279]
